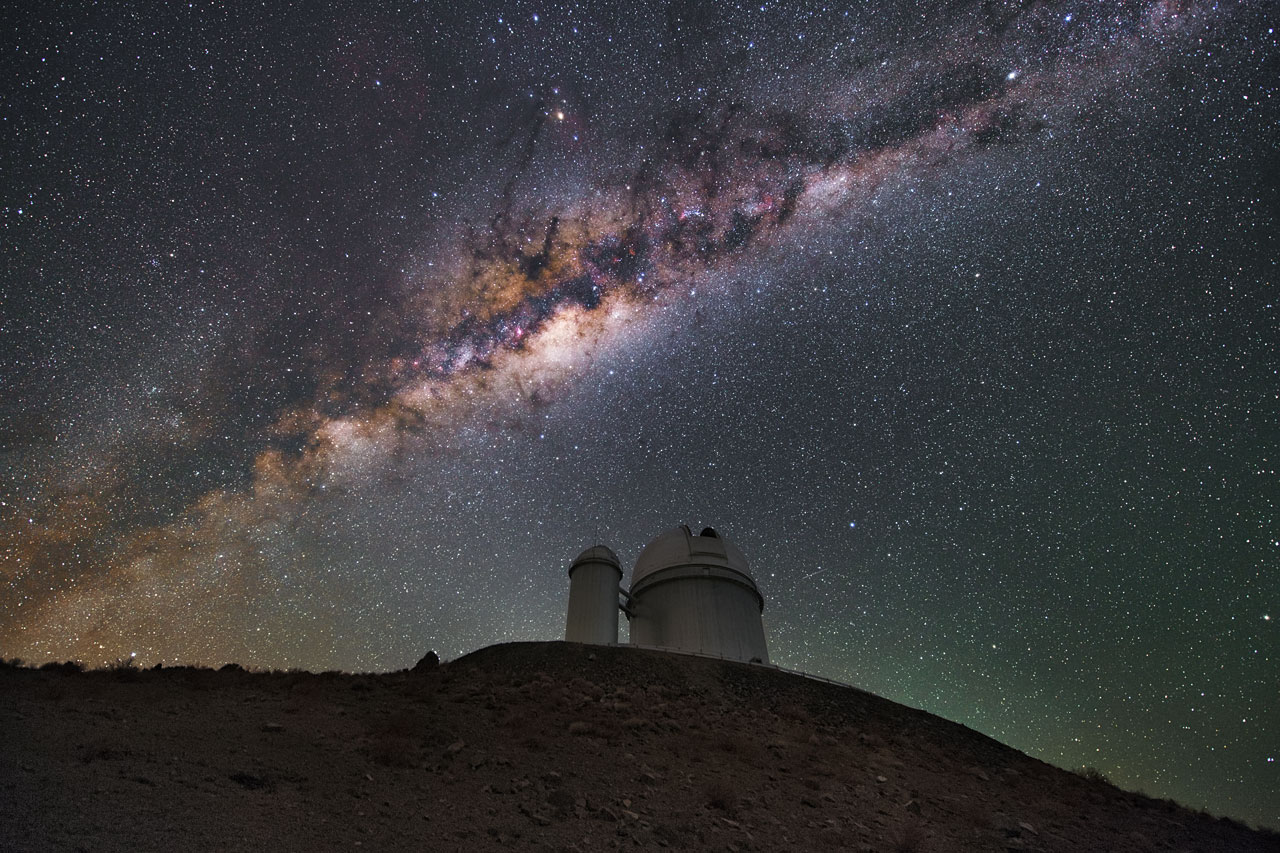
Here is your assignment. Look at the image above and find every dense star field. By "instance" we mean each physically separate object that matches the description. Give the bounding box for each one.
[2,0,1275,827]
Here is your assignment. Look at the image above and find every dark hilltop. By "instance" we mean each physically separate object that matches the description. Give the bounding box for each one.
[3,642,1275,852]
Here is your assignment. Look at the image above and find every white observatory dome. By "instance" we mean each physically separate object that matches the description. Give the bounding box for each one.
[631,526,759,596]
[627,525,768,663]
[572,545,621,570]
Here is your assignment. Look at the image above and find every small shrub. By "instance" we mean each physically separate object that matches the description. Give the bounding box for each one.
[110,656,141,682]
[703,779,738,815]
[40,660,84,675]
[1078,766,1111,785]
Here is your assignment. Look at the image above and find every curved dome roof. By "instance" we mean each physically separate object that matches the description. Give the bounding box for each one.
[568,544,621,576]
[631,525,756,590]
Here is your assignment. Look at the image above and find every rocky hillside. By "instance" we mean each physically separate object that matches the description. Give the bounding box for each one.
[2,642,1274,852]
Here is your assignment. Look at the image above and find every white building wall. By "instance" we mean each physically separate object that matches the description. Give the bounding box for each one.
[565,560,621,644]
[630,576,768,663]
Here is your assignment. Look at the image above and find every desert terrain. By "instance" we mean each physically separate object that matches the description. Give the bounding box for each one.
[2,642,1274,851]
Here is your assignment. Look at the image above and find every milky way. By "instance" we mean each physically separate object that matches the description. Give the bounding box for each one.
[3,0,1275,825]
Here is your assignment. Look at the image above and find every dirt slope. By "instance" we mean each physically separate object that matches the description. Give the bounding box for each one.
[2,642,1274,852]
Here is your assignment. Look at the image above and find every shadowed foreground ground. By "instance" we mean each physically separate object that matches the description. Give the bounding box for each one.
[2,641,1275,851]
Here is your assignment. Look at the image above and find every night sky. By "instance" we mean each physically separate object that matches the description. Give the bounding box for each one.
[3,0,1276,826]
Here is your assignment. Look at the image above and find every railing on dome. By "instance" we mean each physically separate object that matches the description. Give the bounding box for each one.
[624,643,855,690]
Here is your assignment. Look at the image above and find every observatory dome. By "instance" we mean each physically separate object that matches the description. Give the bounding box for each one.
[631,526,760,603]
[627,525,768,663]
[570,545,620,572]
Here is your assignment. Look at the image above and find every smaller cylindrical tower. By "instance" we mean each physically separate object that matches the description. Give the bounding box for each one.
[565,545,622,645]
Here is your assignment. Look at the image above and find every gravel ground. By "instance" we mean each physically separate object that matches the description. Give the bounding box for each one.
[2,642,1275,852]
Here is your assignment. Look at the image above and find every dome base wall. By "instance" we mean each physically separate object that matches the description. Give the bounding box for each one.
[629,575,769,664]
